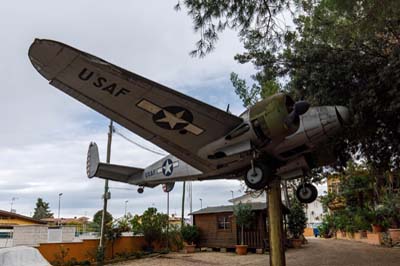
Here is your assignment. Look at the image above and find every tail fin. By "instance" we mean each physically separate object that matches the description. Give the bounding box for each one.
[87,142,100,178]
[86,142,147,185]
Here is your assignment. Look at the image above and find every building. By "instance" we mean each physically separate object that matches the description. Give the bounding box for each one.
[191,203,268,249]
[0,210,46,229]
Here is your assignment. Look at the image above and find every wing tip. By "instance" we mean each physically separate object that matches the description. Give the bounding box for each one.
[87,142,100,178]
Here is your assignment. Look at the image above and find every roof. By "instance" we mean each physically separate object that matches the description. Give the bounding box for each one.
[190,202,268,215]
[0,210,47,225]
[41,217,89,224]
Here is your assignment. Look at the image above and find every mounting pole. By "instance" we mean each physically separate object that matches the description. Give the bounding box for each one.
[166,191,170,250]
[181,181,186,227]
[267,177,286,266]
[98,120,113,263]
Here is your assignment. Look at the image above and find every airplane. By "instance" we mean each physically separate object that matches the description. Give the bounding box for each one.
[28,39,350,204]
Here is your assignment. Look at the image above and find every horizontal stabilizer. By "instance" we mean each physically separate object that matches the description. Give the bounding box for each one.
[86,142,147,185]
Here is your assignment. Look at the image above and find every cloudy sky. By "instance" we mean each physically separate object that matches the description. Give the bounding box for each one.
[0,1,256,220]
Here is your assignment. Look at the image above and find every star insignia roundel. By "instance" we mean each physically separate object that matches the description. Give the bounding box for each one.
[152,106,193,130]
[162,159,174,176]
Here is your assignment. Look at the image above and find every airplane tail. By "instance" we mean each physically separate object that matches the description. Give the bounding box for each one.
[86,142,155,186]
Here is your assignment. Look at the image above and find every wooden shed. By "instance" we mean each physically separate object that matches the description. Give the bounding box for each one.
[191,202,270,249]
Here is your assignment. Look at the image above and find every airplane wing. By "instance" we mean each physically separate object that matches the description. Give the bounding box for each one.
[29,39,243,172]
[87,142,157,187]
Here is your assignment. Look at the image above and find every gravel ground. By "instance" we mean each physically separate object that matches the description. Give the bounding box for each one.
[110,238,400,266]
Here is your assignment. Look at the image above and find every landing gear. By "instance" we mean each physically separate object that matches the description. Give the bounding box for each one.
[244,163,274,190]
[137,187,144,194]
[296,183,318,204]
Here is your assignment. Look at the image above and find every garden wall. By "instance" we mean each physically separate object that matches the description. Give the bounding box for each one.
[336,231,382,245]
[37,236,147,263]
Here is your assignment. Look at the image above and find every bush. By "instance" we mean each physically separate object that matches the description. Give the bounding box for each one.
[287,201,307,239]
[181,224,199,245]
[130,208,168,250]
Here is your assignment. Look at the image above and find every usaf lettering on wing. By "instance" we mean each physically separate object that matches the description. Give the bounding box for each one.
[78,68,130,97]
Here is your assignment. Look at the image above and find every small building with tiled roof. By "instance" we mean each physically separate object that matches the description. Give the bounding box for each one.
[0,210,46,229]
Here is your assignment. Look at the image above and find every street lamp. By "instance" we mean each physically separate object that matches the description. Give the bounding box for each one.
[124,200,128,217]
[58,193,63,227]
[199,198,203,209]
[230,190,234,200]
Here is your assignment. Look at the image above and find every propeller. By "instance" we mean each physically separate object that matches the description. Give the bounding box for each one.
[285,101,310,130]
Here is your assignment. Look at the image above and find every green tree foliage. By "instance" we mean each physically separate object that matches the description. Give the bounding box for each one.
[285,0,400,171]
[287,201,307,239]
[233,202,253,245]
[180,224,199,245]
[92,210,113,232]
[129,207,168,249]
[32,198,53,220]
[180,0,400,173]
[175,0,290,57]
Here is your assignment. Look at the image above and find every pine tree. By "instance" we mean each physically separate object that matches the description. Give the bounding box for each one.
[32,198,53,220]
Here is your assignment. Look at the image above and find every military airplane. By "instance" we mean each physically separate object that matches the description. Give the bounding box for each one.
[29,39,350,204]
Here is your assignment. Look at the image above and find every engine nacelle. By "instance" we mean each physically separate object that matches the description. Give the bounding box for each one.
[249,93,298,141]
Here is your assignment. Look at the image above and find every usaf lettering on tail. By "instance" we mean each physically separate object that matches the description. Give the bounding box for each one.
[29,39,350,203]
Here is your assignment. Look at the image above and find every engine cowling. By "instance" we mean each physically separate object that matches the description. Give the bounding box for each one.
[249,93,299,141]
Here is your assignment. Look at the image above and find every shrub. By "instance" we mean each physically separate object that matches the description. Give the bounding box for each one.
[181,224,199,245]
[287,201,307,239]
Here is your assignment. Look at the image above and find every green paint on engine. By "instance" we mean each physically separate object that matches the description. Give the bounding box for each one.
[250,93,292,139]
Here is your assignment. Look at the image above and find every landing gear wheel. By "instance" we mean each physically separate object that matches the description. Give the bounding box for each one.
[244,163,273,190]
[137,187,144,194]
[296,183,318,204]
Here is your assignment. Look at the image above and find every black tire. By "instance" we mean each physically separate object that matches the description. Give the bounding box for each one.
[296,183,318,204]
[137,187,144,194]
[244,163,273,190]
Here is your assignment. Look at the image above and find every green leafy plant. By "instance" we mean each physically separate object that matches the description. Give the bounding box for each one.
[129,207,168,251]
[181,224,199,245]
[233,202,253,245]
[288,201,307,239]
[168,224,184,250]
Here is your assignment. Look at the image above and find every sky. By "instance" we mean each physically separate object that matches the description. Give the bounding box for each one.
[0,0,256,220]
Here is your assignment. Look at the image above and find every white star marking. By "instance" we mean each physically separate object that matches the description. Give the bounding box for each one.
[163,160,173,175]
[156,110,187,129]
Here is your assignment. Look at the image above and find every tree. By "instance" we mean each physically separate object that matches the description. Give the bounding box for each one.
[284,0,400,172]
[233,202,253,245]
[92,210,113,232]
[130,207,168,250]
[287,201,307,239]
[32,198,53,220]
[180,0,400,175]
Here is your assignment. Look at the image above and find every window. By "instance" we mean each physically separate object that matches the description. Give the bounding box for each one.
[217,215,231,230]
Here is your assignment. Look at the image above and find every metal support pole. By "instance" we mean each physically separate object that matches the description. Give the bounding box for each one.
[181,181,186,227]
[99,120,113,261]
[267,178,286,266]
[58,193,63,226]
[166,191,170,250]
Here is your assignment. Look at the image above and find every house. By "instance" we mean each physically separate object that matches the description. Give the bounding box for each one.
[191,202,290,250]
[0,210,46,229]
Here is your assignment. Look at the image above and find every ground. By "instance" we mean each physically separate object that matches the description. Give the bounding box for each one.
[111,238,400,266]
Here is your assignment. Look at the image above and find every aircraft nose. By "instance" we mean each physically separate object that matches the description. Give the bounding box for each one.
[335,106,350,126]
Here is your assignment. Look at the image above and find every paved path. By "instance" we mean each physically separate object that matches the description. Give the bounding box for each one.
[111,238,400,266]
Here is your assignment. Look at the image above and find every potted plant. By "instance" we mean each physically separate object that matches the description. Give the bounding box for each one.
[288,201,307,248]
[233,202,253,255]
[181,224,199,253]
[378,192,400,243]
[333,212,347,237]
